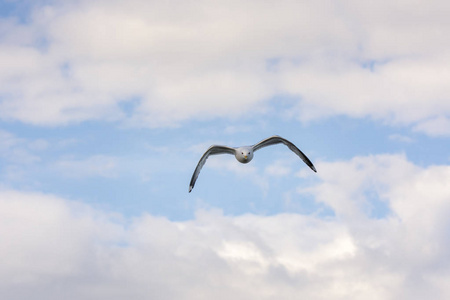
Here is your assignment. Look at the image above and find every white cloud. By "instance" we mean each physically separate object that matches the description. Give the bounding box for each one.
[388,134,414,143]
[264,159,292,177]
[413,116,450,137]
[54,155,119,178]
[0,0,449,132]
[0,129,41,164]
[205,155,269,192]
[302,154,418,219]
[0,129,21,151]
[2,154,450,299]
[0,190,123,287]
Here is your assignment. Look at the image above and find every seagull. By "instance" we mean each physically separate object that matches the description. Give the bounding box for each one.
[189,135,316,192]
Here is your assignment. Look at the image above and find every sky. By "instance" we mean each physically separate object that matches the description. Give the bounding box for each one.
[1,0,450,299]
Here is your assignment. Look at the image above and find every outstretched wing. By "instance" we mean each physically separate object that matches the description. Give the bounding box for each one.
[252,135,317,172]
[189,145,236,192]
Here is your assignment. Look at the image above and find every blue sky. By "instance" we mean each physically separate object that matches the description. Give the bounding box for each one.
[1,0,450,299]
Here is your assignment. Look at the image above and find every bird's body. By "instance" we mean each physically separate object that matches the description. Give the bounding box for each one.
[188,135,316,192]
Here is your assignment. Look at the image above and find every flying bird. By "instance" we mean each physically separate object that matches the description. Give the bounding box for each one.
[189,135,316,192]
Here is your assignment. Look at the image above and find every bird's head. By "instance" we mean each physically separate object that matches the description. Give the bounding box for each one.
[235,147,253,163]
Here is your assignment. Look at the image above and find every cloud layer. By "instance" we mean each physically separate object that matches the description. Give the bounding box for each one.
[2,154,450,299]
[1,0,450,133]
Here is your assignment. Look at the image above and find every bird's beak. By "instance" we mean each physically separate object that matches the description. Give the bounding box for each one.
[244,156,248,159]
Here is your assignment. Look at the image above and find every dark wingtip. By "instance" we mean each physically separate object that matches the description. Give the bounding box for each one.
[311,166,317,172]
[189,186,193,193]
